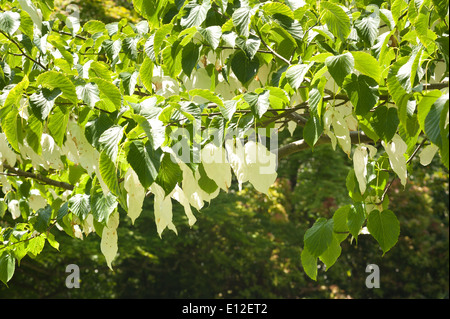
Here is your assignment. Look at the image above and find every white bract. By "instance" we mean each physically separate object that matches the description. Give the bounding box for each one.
[353,145,369,194]
[100,211,120,270]
[29,189,47,212]
[150,182,178,237]
[419,144,439,166]
[17,0,42,31]
[41,133,64,170]
[331,107,351,155]
[382,134,408,186]
[171,185,197,227]
[0,133,16,166]
[353,143,377,195]
[323,108,337,150]
[152,65,180,97]
[7,199,20,220]
[244,141,277,195]
[65,119,109,195]
[180,161,206,210]
[123,168,145,224]
[225,138,248,190]
[201,143,232,191]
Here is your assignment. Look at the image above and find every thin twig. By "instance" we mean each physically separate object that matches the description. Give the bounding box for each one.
[55,30,87,41]
[0,30,48,71]
[0,220,58,252]
[255,25,291,66]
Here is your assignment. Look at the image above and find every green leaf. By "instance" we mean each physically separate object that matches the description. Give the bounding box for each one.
[89,61,113,81]
[132,114,165,150]
[140,57,154,92]
[347,203,366,240]
[415,11,437,51]
[262,2,294,19]
[48,34,74,66]
[235,35,260,60]
[99,151,120,196]
[308,86,324,117]
[0,252,15,286]
[56,202,69,224]
[319,235,342,270]
[181,42,201,77]
[189,89,224,107]
[303,115,323,148]
[432,0,450,19]
[351,51,382,83]
[418,90,442,133]
[26,236,45,257]
[83,20,106,34]
[155,153,182,196]
[391,0,408,25]
[285,63,311,90]
[153,23,173,62]
[243,90,270,119]
[26,114,43,154]
[301,248,317,281]
[85,113,114,149]
[371,105,399,142]
[1,75,29,114]
[343,74,379,116]
[123,37,139,62]
[304,218,334,257]
[181,0,211,28]
[76,83,100,108]
[320,1,351,42]
[439,96,449,168]
[424,93,448,148]
[18,9,33,40]
[132,0,168,28]
[354,13,380,47]
[161,39,183,78]
[333,205,351,242]
[436,35,449,72]
[31,205,52,233]
[0,11,21,35]
[325,53,354,87]
[36,71,77,104]
[346,168,364,201]
[396,46,422,92]
[387,57,412,119]
[91,77,122,109]
[220,100,238,121]
[199,26,222,50]
[367,209,400,255]
[126,140,162,189]
[119,71,139,96]
[231,51,259,86]
[198,162,218,194]
[91,191,118,225]
[232,6,253,38]
[68,194,91,221]
[1,110,22,153]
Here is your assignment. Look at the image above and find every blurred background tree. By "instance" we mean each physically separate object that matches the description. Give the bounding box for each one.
[54,0,140,24]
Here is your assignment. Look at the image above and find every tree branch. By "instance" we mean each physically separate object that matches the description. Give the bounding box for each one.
[3,164,74,190]
[0,30,48,71]
[277,131,373,160]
